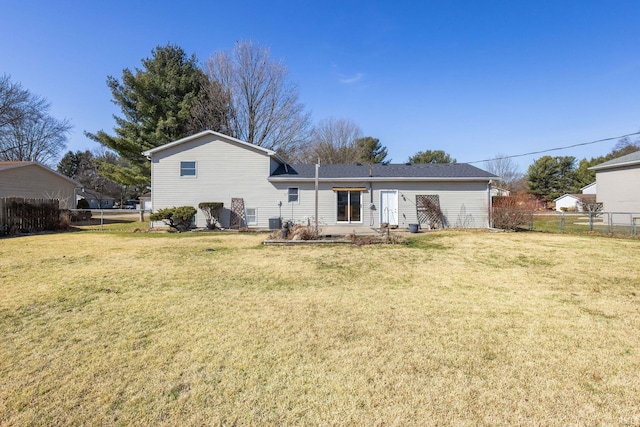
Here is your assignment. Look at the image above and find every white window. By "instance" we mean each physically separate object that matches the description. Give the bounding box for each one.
[288,187,299,203]
[180,161,196,177]
[246,208,257,226]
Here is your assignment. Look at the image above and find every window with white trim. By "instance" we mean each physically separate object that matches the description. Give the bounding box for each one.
[336,190,362,223]
[180,161,196,177]
[246,208,257,226]
[288,187,299,203]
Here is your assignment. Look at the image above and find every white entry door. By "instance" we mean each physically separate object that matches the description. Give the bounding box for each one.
[380,190,399,226]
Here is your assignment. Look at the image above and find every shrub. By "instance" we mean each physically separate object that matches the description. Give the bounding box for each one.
[578,199,603,215]
[71,210,92,222]
[492,194,536,231]
[150,206,197,232]
[198,202,223,230]
[59,211,72,230]
[77,198,90,209]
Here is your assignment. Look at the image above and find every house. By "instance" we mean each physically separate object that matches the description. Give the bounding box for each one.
[490,186,510,198]
[78,189,115,209]
[553,193,596,212]
[553,182,597,212]
[143,131,498,230]
[0,161,80,209]
[581,182,597,195]
[589,150,640,213]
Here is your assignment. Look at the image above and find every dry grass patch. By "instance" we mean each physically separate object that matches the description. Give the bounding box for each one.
[1,231,639,425]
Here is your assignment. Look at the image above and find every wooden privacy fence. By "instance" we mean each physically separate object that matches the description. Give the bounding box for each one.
[0,197,60,235]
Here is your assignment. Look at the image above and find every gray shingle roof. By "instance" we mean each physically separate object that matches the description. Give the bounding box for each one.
[590,150,640,170]
[270,163,496,180]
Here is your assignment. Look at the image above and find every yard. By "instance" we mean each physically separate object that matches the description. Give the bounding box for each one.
[1,229,639,425]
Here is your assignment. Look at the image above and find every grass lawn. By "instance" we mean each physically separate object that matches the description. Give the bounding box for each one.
[1,230,639,425]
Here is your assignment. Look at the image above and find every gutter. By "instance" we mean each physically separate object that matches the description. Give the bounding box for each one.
[589,160,640,171]
[268,176,496,183]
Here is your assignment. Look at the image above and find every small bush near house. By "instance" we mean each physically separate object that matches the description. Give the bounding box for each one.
[492,194,536,231]
[198,202,223,230]
[150,206,197,232]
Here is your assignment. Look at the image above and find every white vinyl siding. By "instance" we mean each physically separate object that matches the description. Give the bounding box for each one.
[148,132,492,230]
[150,133,284,228]
[595,166,640,213]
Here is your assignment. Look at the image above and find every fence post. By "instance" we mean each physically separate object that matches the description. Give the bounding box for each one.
[609,213,613,234]
[560,212,565,232]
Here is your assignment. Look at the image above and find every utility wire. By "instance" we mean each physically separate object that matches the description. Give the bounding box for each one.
[465,131,640,164]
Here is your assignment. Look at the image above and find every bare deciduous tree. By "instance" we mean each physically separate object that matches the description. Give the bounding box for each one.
[204,41,311,159]
[188,77,230,135]
[484,154,523,191]
[0,74,45,129]
[1,113,71,165]
[0,75,71,165]
[299,117,363,164]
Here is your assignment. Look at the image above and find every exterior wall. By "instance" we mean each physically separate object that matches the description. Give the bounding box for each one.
[149,133,491,229]
[581,183,596,194]
[0,165,77,209]
[150,134,286,228]
[596,166,640,213]
[271,180,491,229]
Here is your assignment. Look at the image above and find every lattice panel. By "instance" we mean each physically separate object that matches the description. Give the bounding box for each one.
[230,197,246,229]
[416,194,443,228]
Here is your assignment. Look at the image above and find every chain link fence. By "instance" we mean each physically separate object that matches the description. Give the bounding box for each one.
[68,209,145,231]
[530,212,639,237]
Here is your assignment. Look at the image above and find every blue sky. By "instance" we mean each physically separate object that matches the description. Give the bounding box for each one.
[2,1,640,172]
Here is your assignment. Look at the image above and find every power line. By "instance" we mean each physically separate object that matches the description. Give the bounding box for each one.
[466,131,640,164]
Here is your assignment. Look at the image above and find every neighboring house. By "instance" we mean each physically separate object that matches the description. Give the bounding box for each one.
[490,186,510,198]
[581,182,596,195]
[78,189,115,209]
[0,161,81,209]
[143,131,497,230]
[553,193,596,212]
[590,151,640,213]
[553,182,597,212]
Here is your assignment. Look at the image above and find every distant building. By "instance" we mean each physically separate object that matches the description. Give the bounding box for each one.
[0,161,80,209]
[590,151,640,213]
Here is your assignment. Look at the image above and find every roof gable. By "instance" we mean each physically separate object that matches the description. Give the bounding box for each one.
[142,130,286,164]
[0,161,81,186]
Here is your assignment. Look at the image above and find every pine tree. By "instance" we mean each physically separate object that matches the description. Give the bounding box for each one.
[86,44,207,185]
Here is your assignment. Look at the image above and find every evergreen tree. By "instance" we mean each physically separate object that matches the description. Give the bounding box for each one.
[526,155,578,201]
[408,150,456,164]
[86,44,207,185]
[356,137,389,164]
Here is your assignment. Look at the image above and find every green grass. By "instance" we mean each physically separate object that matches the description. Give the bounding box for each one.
[532,213,638,237]
[1,230,639,425]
